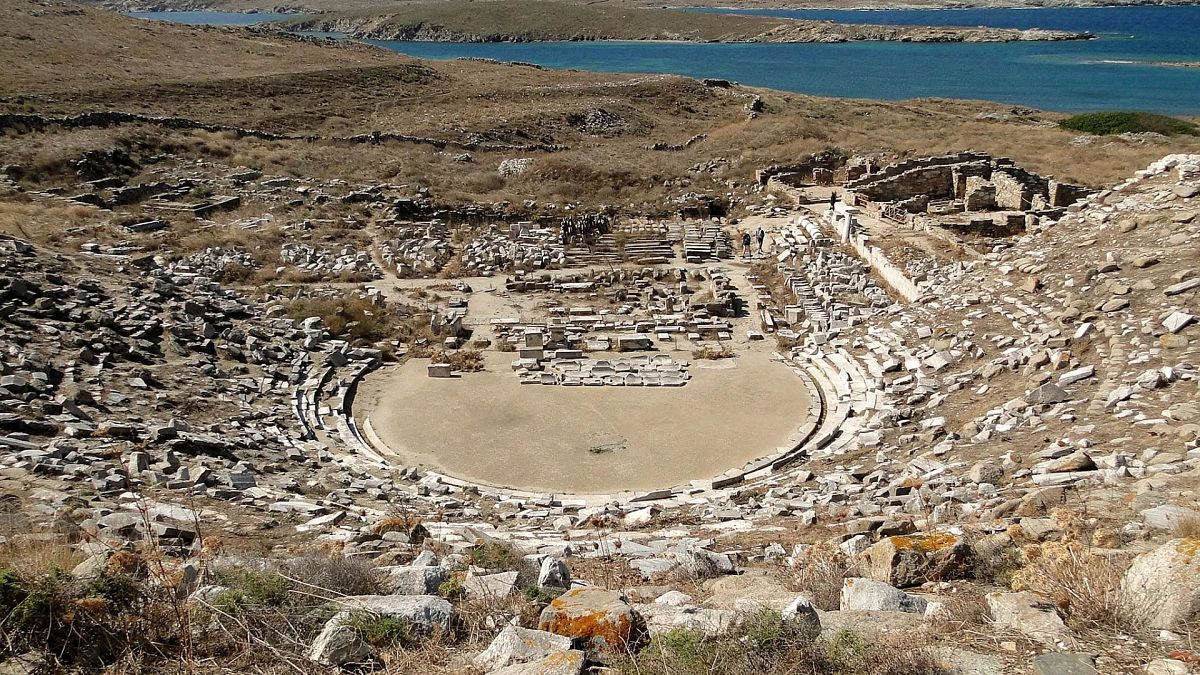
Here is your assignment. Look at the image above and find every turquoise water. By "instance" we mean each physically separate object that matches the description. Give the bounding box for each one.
[129,8,1200,114]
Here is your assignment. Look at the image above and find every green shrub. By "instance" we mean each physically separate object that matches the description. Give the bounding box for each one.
[213,568,292,607]
[1058,111,1198,137]
[826,629,871,670]
[438,574,465,600]
[521,584,564,606]
[617,609,949,675]
[0,569,149,667]
[344,612,414,648]
[466,542,522,572]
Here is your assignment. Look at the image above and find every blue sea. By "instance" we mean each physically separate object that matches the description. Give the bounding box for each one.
[130,7,1200,114]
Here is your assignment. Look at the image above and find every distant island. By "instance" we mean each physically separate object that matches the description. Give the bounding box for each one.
[81,0,1200,13]
[275,0,1092,44]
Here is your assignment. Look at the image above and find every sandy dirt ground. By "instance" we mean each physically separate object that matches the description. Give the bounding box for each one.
[357,348,812,494]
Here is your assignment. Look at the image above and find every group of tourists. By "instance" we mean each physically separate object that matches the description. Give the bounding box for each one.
[560,213,612,247]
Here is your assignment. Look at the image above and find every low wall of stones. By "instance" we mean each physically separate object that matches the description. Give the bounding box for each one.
[846,151,990,189]
[0,112,566,153]
[828,209,923,304]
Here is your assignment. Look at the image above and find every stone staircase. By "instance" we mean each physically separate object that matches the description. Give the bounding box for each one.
[682,223,732,262]
[564,235,621,266]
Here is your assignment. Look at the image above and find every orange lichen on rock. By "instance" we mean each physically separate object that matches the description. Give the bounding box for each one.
[861,531,971,587]
[885,532,960,553]
[537,588,638,652]
[1174,538,1200,562]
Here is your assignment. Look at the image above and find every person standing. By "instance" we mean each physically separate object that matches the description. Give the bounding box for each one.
[829,192,838,211]
[741,230,752,259]
[755,226,766,255]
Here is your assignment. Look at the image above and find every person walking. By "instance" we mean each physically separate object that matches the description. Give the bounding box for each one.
[829,191,838,211]
[741,230,752,259]
[755,226,766,255]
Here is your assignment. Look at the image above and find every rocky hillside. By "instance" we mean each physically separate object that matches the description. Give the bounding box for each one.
[279,0,1091,44]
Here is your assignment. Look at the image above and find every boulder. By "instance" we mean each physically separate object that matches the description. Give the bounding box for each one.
[1121,539,1200,630]
[537,588,640,652]
[487,649,586,675]
[380,565,448,595]
[985,592,1071,647]
[1043,451,1096,473]
[411,551,439,566]
[466,570,519,600]
[818,609,924,638]
[633,603,739,637]
[474,626,573,671]
[781,595,822,636]
[673,548,735,578]
[309,595,454,666]
[309,623,370,667]
[1027,383,1070,405]
[537,556,571,589]
[1145,659,1190,675]
[858,532,970,587]
[1031,653,1097,675]
[840,578,927,614]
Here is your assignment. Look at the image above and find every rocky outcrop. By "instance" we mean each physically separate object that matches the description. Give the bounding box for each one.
[0,112,567,153]
[283,12,1090,44]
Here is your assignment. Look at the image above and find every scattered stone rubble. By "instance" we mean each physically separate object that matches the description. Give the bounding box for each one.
[3,153,1200,675]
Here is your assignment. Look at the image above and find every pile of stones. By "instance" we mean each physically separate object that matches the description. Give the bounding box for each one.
[279,242,381,280]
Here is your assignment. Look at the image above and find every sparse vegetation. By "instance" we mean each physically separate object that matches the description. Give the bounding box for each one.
[0,565,170,669]
[466,541,523,572]
[618,608,947,675]
[1012,541,1151,633]
[344,612,416,649]
[430,348,486,372]
[286,293,399,343]
[787,543,851,611]
[692,344,735,360]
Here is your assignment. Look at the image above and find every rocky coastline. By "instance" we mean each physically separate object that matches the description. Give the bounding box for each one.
[281,14,1092,44]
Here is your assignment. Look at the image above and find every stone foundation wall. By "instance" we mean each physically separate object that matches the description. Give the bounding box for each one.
[852,165,956,202]
[846,151,990,189]
[963,176,997,211]
[1048,180,1091,208]
[993,170,1034,210]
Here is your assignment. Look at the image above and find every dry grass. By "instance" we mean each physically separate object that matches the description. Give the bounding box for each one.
[0,198,100,244]
[280,555,384,600]
[430,349,486,372]
[785,542,851,611]
[1172,515,1200,539]
[0,533,85,579]
[1011,541,1152,633]
[692,345,735,360]
[285,291,409,344]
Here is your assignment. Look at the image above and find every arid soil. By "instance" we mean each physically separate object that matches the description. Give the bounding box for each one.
[359,348,811,494]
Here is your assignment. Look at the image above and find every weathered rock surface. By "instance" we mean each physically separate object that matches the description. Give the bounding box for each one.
[840,577,928,614]
[859,533,970,587]
[986,591,1071,647]
[537,588,640,652]
[1121,539,1200,630]
[474,626,574,671]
